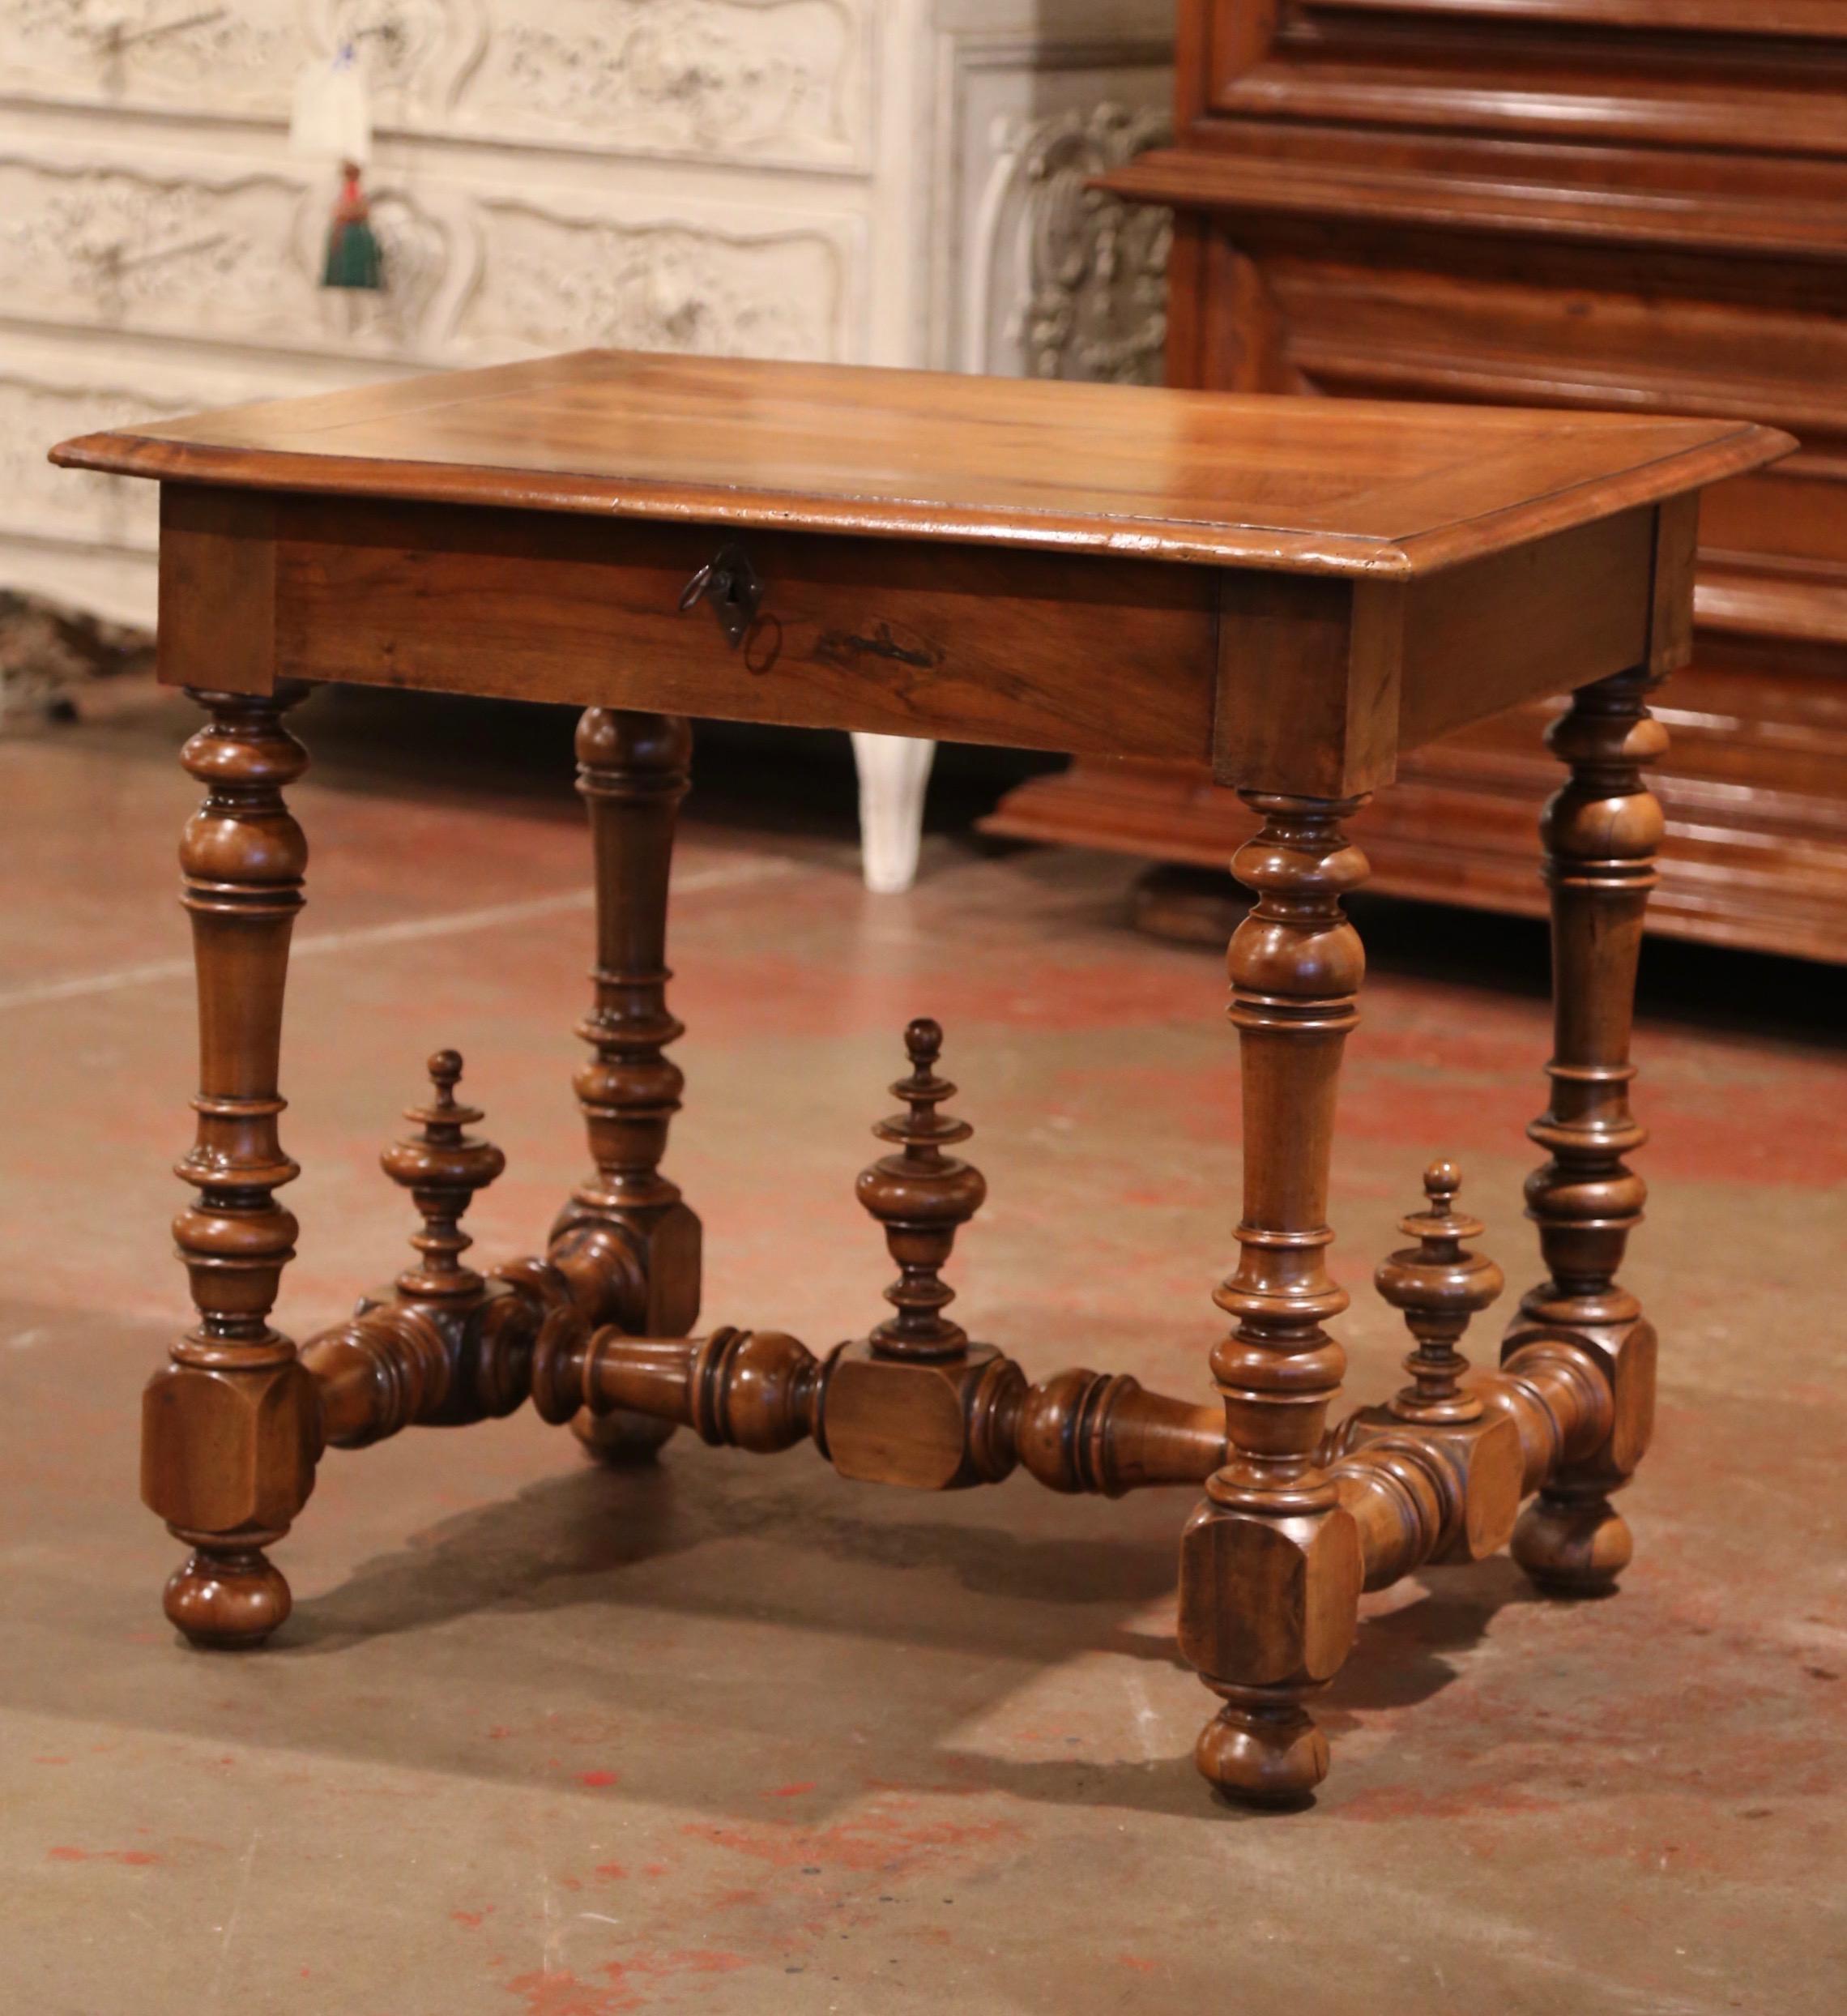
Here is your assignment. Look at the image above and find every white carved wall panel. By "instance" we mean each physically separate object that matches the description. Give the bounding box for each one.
[424,1,868,169]
[0,378,186,552]
[0,342,322,628]
[4,0,301,120]
[0,152,853,368]
[459,199,850,363]
[4,0,871,170]
[0,0,1171,631]
[931,28,1173,378]
[0,159,312,344]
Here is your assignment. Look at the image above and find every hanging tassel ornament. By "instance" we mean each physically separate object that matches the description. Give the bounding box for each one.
[322,159,383,292]
[291,42,384,295]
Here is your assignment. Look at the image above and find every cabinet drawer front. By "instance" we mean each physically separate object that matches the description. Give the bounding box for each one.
[262,497,1220,762]
[1202,2,1847,152]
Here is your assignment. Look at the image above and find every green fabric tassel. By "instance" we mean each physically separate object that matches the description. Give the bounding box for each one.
[322,164,384,292]
[322,215,382,291]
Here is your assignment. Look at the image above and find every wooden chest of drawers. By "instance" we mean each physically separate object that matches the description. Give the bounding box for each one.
[987,0,1847,962]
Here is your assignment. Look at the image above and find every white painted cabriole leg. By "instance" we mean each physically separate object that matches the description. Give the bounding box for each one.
[851,733,936,894]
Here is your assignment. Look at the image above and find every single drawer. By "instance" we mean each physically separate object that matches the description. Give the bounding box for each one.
[186,490,1225,764]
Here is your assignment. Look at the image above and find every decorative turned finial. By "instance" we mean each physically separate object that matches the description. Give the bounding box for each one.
[854,1018,987,1359]
[1375,1160,1504,1424]
[381,1050,506,1301]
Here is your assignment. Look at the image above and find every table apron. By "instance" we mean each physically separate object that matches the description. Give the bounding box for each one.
[262,493,1220,762]
[155,485,1686,792]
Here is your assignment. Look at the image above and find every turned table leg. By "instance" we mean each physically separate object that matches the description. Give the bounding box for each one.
[1180,793,1367,1805]
[1505,669,1666,1594]
[142,687,320,1647]
[552,708,702,1463]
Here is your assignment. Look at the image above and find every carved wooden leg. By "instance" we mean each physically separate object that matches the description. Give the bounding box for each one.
[1505,670,1666,1595]
[142,687,319,1647]
[1180,794,1367,1805]
[552,708,702,1463]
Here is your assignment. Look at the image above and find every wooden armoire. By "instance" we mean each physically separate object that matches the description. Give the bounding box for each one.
[985,1,1847,962]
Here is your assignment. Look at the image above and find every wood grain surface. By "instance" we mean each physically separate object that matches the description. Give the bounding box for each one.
[50,348,1788,579]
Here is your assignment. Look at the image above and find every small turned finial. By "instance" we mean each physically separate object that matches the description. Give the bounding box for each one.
[381,1050,506,1301]
[1375,1160,1504,1425]
[854,1018,987,1359]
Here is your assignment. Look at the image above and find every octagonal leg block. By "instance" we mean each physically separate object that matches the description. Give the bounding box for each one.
[1179,1495,1362,1806]
[1507,1314,1656,1597]
[1336,1407,1527,1578]
[821,1342,1024,1492]
[549,1207,702,1467]
[143,1356,320,1648]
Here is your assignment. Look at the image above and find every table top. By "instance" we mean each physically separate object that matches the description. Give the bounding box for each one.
[52,349,1789,580]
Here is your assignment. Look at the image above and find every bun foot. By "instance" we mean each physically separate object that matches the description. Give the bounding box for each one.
[1195,1700,1329,1808]
[164,1546,291,1648]
[1512,1491,1632,1597]
[571,1411,677,1467]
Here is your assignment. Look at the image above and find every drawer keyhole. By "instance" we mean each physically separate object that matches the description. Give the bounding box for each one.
[678,543,765,649]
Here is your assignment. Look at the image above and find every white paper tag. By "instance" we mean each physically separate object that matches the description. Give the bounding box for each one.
[290,44,372,164]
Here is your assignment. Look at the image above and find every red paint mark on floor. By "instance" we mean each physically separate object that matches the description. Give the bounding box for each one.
[761,1782,816,1799]
[1337,1783,1564,1824]
[1117,1955,1160,1972]
[578,1770,620,1789]
[501,1969,624,2016]
[453,1909,492,1930]
[46,1846,160,1866]
[594,1862,628,1881]
[683,1801,1021,1878]
[1120,1184,1215,1209]
[608,1952,748,1984]
[503,1950,749,2016]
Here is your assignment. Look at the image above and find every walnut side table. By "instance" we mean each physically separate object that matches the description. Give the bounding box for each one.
[53,354,1789,1807]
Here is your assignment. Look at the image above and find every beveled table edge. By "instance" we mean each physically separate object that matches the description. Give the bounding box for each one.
[49,419,1794,582]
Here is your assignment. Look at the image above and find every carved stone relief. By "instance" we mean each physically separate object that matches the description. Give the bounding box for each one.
[316,0,487,118]
[0,159,313,342]
[449,2,861,166]
[0,378,186,549]
[961,88,1172,386]
[3,0,300,118]
[4,0,868,172]
[0,154,846,365]
[0,155,481,358]
[459,201,846,362]
[1005,104,1171,383]
[936,32,1173,383]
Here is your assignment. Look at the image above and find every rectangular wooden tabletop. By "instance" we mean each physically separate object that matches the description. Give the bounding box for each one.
[48,352,1796,800]
[52,349,1787,579]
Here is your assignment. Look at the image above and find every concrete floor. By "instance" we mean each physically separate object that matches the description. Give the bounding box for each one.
[3,677,1845,2015]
